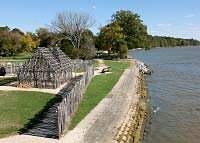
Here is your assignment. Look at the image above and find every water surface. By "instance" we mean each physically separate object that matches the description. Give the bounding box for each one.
[129,46,200,143]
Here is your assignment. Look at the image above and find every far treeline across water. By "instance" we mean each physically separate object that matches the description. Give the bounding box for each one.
[148,35,200,48]
[0,10,200,59]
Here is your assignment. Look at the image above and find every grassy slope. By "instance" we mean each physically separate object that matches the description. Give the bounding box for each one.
[0,91,54,138]
[69,60,130,129]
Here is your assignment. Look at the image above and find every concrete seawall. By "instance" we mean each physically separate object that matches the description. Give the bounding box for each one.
[113,60,148,143]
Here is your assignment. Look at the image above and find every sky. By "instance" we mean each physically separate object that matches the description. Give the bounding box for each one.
[0,0,200,40]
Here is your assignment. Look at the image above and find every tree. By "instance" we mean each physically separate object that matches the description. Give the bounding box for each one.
[27,32,40,48]
[21,33,36,52]
[51,11,94,50]
[59,29,96,59]
[0,31,22,56]
[115,39,128,58]
[147,35,200,48]
[0,26,39,56]
[0,26,10,32]
[11,28,24,35]
[111,10,148,49]
[96,22,127,58]
[36,28,58,47]
[79,29,96,59]
[97,22,123,51]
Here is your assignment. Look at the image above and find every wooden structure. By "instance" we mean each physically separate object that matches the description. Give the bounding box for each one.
[0,62,23,76]
[17,47,72,89]
[57,61,94,136]
[25,60,94,138]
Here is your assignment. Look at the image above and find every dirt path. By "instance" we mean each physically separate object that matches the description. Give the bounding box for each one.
[98,59,106,67]
[0,59,140,143]
[0,82,68,94]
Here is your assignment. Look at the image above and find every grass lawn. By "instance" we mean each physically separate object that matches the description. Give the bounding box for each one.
[69,60,130,129]
[0,52,32,63]
[94,59,99,67]
[0,52,32,60]
[0,91,54,138]
[0,77,17,86]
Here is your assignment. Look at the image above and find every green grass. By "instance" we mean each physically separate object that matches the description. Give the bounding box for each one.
[0,52,32,63]
[0,77,17,86]
[0,91,54,138]
[94,59,99,67]
[1,52,32,59]
[69,60,130,129]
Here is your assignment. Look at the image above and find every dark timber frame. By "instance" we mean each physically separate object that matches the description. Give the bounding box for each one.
[17,47,73,89]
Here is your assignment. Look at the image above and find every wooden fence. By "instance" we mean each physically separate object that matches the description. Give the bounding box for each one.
[57,60,94,137]
[0,62,23,76]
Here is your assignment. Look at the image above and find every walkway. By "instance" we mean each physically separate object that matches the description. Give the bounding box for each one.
[61,59,139,143]
[0,59,140,143]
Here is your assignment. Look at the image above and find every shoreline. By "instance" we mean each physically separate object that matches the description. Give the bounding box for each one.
[113,60,148,143]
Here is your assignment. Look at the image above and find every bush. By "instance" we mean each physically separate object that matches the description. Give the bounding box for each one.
[0,67,6,76]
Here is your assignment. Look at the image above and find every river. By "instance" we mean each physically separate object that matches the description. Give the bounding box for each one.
[129,46,200,143]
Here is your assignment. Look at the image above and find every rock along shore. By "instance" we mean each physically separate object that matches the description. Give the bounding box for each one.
[113,59,148,143]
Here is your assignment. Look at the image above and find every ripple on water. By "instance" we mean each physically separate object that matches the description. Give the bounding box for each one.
[129,46,200,143]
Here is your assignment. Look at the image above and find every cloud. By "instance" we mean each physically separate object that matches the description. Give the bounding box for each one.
[92,5,96,9]
[184,14,195,18]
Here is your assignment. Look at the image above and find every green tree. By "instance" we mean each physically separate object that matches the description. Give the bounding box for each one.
[96,22,127,58]
[115,39,128,58]
[60,29,96,59]
[11,28,24,35]
[36,28,58,47]
[111,10,148,49]
[0,26,10,32]
[0,31,22,56]
[147,35,200,48]
[79,29,96,59]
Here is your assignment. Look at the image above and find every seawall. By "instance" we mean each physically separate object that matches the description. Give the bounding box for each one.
[114,59,148,143]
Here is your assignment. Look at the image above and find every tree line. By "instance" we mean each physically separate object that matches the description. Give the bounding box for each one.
[0,26,95,59]
[0,26,40,56]
[148,35,200,48]
[0,10,200,59]
[0,11,96,59]
[96,10,200,58]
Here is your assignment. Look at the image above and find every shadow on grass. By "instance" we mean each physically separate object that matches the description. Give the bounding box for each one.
[18,76,82,138]
[0,77,17,86]
[18,95,62,134]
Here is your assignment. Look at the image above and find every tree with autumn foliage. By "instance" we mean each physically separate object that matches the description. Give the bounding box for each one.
[0,26,39,56]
